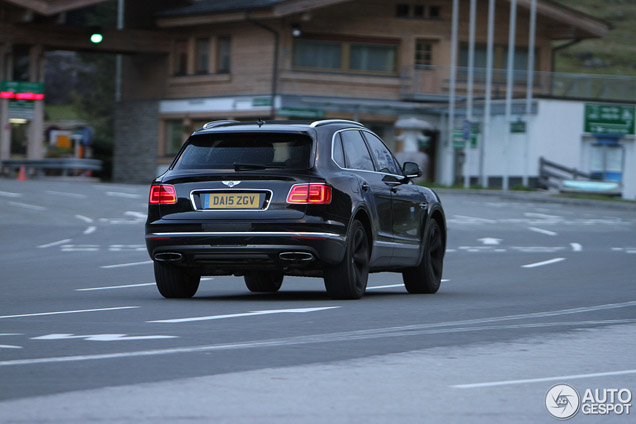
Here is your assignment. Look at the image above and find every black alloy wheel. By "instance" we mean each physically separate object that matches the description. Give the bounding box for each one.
[324,220,370,299]
[403,218,444,294]
[244,271,284,293]
[154,261,201,298]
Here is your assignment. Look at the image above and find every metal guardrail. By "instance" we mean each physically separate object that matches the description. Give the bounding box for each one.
[538,156,620,196]
[402,66,636,103]
[1,158,102,177]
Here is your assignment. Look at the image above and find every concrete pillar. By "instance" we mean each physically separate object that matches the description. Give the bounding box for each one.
[0,43,12,161]
[27,44,44,159]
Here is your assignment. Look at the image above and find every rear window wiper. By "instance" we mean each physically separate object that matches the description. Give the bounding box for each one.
[233,162,285,171]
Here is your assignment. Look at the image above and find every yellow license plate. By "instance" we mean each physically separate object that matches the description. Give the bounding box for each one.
[203,193,262,209]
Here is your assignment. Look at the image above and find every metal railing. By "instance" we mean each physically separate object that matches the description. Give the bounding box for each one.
[402,66,636,103]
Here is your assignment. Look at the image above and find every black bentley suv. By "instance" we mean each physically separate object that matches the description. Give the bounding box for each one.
[145,119,446,299]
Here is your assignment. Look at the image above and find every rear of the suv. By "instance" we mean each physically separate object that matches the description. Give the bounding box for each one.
[146,122,349,298]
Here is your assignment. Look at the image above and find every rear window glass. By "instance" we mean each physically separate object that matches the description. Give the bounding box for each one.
[173,133,313,170]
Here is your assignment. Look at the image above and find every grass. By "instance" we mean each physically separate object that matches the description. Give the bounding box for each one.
[45,104,78,121]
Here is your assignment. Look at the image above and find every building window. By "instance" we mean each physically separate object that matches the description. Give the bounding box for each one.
[293,39,342,70]
[415,39,434,67]
[165,120,186,156]
[195,38,210,74]
[174,39,188,76]
[217,36,231,73]
[396,3,442,19]
[293,38,398,75]
[350,43,397,73]
[396,4,410,17]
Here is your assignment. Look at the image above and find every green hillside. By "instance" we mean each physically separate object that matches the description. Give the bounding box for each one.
[553,0,636,76]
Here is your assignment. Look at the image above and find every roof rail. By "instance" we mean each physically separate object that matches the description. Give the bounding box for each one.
[309,119,364,128]
[202,120,240,129]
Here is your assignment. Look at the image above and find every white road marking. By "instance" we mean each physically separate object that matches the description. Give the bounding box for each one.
[522,258,566,268]
[124,211,147,219]
[3,318,634,367]
[107,191,141,199]
[83,226,97,235]
[524,212,561,219]
[0,306,139,319]
[8,201,46,211]
[75,214,94,223]
[528,227,558,236]
[77,283,156,291]
[108,244,146,252]
[367,284,405,290]
[510,247,564,253]
[0,190,22,198]
[570,243,583,252]
[148,307,341,324]
[61,244,99,252]
[46,191,87,199]
[0,345,22,349]
[367,280,450,291]
[453,369,636,389]
[478,238,502,245]
[32,334,177,342]
[100,261,153,269]
[37,239,72,249]
[452,215,497,224]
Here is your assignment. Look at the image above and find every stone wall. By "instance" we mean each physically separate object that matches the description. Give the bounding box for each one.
[113,100,159,184]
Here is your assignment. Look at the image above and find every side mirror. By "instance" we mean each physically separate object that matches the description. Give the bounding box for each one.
[403,162,422,179]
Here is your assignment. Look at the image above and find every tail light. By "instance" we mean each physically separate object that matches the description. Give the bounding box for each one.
[287,184,332,204]
[149,185,177,204]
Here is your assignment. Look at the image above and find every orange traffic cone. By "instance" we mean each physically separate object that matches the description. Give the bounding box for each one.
[17,165,27,181]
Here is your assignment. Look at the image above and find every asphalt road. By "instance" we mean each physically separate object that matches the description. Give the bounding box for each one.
[0,178,635,423]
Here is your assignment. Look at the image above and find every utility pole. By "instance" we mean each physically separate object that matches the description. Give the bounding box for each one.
[480,0,495,188]
[503,0,517,190]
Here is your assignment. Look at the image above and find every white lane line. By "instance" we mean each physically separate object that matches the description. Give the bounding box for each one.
[124,211,147,219]
[3,318,633,367]
[0,345,22,349]
[454,215,497,223]
[8,201,46,211]
[77,283,156,291]
[524,212,561,219]
[75,214,94,223]
[0,190,22,198]
[83,226,97,235]
[570,243,582,252]
[0,306,139,320]
[37,239,72,249]
[367,284,405,290]
[528,227,558,236]
[46,191,87,199]
[453,369,636,389]
[100,261,153,269]
[32,334,177,342]
[148,307,341,324]
[367,280,450,290]
[107,192,141,199]
[522,258,566,268]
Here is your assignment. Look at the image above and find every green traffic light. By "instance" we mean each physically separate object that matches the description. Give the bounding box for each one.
[90,33,103,44]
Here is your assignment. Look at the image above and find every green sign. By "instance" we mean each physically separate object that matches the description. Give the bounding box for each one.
[584,103,635,136]
[251,97,272,107]
[278,107,325,119]
[452,129,478,149]
[1,80,44,94]
[8,99,35,119]
[510,119,526,133]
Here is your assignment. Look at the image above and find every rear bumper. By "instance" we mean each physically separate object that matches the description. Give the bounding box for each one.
[145,231,346,274]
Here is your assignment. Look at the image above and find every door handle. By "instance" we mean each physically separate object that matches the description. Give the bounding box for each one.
[361,183,370,192]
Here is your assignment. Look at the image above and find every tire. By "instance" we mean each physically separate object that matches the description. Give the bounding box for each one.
[324,220,370,299]
[402,218,444,294]
[154,261,200,298]
[244,271,284,293]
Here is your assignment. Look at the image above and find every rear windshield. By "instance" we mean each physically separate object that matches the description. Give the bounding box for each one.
[173,132,313,170]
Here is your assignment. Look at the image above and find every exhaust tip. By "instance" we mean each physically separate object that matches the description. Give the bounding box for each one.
[154,252,183,262]
[279,252,314,262]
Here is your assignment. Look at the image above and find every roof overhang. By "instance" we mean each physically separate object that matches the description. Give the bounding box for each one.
[517,0,610,39]
[2,0,110,16]
[156,0,353,28]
